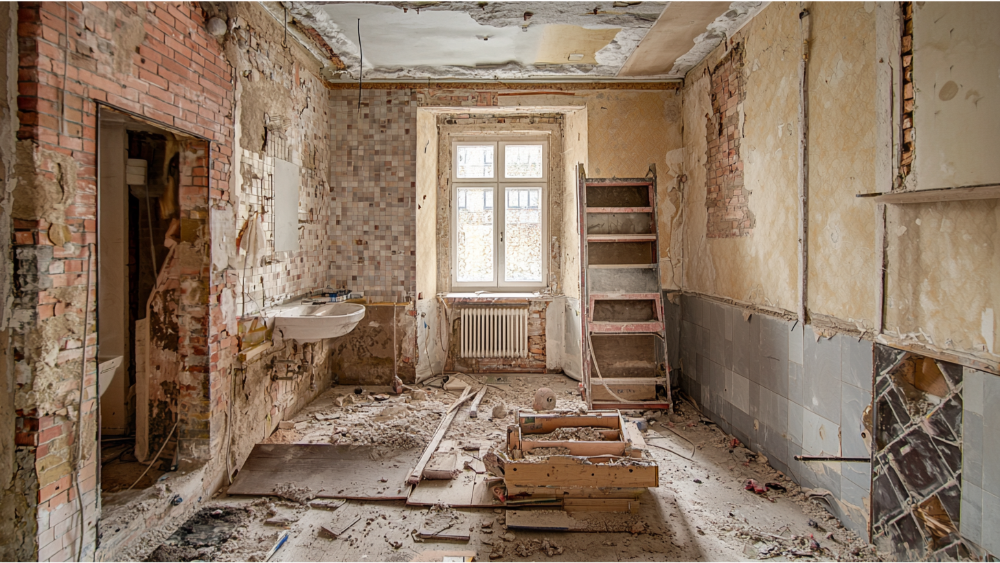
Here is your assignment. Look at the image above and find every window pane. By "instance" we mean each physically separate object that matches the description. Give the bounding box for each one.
[504,145,543,178]
[504,187,542,283]
[456,145,494,178]
[457,187,494,283]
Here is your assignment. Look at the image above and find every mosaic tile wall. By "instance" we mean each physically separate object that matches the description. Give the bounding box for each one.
[235,149,335,311]
[328,90,419,302]
[871,346,980,560]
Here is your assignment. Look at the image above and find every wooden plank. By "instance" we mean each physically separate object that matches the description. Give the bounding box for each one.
[589,321,664,333]
[622,420,648,459]
[504,456,658,488]
[506,509,587,531]
[407,386,471,485]
[423,451,460,480]
[410,551,476,562]
[591,381,657,402]
[407,474,502,508]
[227,444,418,500]
[516,412,622,433]
[418,511,471,541]
[505,484,643,499]
[521,439,627,457]
[868,184,1000,204]
[468,385,488,419]
[564,498,639,513]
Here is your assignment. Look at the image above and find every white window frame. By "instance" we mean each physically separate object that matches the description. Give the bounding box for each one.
[451,137,548,291]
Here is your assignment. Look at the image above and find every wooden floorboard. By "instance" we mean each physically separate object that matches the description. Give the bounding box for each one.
[227,443,419,500]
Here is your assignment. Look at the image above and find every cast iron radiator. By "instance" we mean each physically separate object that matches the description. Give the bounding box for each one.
[459,306,529,359]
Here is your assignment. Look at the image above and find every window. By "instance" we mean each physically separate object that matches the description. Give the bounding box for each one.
[452,139,547,289]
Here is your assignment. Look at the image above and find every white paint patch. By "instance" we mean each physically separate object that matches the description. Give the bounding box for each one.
[319,3,543,68]
[664,148,684,176]
[983,308,995,355]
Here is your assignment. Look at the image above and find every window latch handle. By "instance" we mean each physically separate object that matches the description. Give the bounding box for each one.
[500,231,503,243]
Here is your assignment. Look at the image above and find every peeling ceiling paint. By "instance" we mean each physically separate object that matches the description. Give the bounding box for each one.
[284,1,768,81]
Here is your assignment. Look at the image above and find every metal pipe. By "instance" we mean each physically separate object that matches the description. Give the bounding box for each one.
[797,6,812,328]
[794,455,869,462]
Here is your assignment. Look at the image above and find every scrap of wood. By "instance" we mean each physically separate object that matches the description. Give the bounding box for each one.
[319,516,361,539]
[468,385,489,418]
[407,386,472,485]
[409,550,476,562]
[308,499,345,511]
[423,451,460,480]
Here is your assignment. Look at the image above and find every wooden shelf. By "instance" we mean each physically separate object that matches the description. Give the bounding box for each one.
[857,185,1000,204]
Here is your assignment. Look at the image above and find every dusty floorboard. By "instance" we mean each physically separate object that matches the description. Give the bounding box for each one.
[120,374,880,562]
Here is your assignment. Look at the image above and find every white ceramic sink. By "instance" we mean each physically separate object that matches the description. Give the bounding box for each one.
[273,303,366,343]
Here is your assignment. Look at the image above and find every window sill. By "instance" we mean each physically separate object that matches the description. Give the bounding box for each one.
[443,292,550,303]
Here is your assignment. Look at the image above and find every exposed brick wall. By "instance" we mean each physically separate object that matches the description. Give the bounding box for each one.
[705,43,754,238]
[899,1,914,179]
[14,2,233,560]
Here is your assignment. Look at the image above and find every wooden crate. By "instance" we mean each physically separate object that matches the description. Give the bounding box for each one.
[501,411,658,495]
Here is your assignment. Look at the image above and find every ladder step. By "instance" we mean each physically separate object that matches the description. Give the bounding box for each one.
[592,377,668,385]
[590,321,664,334]
[585,180,653,187]
[586,207,653,214]
[587,234,657,242]
[590,293,661,300]
[588,264,655,269]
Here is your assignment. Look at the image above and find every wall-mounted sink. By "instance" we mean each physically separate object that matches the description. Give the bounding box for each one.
[273,303,366,343]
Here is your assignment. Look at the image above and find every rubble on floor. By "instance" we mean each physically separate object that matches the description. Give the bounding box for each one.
[135,373,883,562]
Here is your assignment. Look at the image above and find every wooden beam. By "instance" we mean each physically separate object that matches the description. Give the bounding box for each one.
[407,386,471,485]
[468,385,488,419]
[860,184,1000,204]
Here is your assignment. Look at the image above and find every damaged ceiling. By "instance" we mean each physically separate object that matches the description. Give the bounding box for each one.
[282,1,766,81]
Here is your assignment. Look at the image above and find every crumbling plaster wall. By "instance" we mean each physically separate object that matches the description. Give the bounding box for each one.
[681,2,800,312]
[909,3,1000,192]
[0,2,27,558]
[805,3,879,330]
[207,1,346,488]
[499,89,683,289]
[882,2,1000,361]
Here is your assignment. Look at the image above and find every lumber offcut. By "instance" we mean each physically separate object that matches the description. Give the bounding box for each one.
[407,386,472,484]
[468,385,488,418]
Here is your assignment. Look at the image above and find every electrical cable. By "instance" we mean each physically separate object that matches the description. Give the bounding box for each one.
[357,18,363,115]
[126,420,178,491]
[73,243,93,561]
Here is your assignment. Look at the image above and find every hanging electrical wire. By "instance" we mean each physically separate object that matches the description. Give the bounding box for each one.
[357,18,363,115]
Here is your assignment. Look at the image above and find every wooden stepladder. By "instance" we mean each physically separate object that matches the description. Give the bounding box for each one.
[578,164,672,411]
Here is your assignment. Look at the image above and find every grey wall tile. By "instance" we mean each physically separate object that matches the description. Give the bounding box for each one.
[697,325,710,362]
[983,490,1000,555]
[708,301,726,340]
[731,406,755,450]
[760,386,788,437]
[724,337,734,371]
[763,423,789,466]
[788,361,804,406]
[961,480,984,546]
[701,379,710,413]
[803,327,842,424]
[964,410,984,488]
[802,408,841,456]
[749,381,760,419]
[841,337,874,391]
[788,401,803,446]
[842,383,873,458]
[731,371,750,414]
[789,321,804,364]
[709,324,725,366]
[724,303,734,341]
[840,473,869,516]
[760,316,790,398]
[843,461,871,491]
[983,379,1000,496]
[964,367,984,415]
[732,310,759,383]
